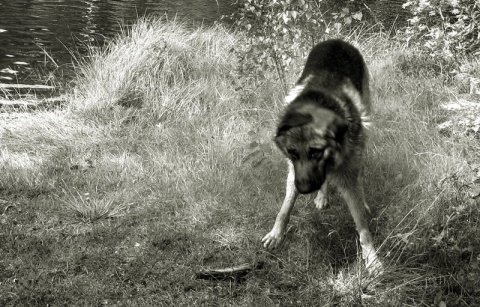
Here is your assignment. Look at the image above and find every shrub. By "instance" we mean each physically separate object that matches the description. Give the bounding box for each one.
[227,0,365,91]
[401,0,480,60]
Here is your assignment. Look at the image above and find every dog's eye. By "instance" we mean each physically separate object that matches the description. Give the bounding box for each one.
[309,148,324,159]
[287,148,299,160]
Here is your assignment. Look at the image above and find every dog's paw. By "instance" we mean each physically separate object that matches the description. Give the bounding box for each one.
[365,256,384,277]
[314,193,328,210]
[261,229,284,250]
[364,202,372,215]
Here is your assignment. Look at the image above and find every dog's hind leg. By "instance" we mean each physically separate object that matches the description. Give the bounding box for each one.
[337,174,383,275]
[262,160,298,249]
[314,183,328,210]
[358,171,371,215]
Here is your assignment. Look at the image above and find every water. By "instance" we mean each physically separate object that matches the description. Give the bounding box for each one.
[0,0,234,85]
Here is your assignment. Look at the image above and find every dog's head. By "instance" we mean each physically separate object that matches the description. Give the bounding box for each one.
[275,103,348,194]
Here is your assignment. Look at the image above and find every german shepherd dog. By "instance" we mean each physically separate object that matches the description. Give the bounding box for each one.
[261,39,383,275]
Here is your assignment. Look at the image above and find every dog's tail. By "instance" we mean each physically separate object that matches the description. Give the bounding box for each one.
[360,112,372,129]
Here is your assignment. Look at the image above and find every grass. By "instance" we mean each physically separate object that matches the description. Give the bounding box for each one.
[1,17,480,306]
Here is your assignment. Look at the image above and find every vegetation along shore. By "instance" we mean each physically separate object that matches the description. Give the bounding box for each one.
[1,1,480,306]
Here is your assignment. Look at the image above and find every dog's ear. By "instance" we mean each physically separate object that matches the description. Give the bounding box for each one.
[276,111,313,136]
[275,111,312,154]
[328,116,349,144]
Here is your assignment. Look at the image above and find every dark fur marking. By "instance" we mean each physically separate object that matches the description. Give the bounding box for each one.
[276,112,313,136]
[298,39,366,95]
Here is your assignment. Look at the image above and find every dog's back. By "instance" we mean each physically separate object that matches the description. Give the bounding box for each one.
[289,40,371,117]
[299,40,367,92]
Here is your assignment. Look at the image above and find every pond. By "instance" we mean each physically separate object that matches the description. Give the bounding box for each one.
[0,0,406,87]
[0,0,235,85]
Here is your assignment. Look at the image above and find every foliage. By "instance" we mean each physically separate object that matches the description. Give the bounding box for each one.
[228,0,365,91]
[401,0,480,60]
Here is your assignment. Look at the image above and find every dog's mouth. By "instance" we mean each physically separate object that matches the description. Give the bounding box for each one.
[296,185,320,194]
[295,179,323,194]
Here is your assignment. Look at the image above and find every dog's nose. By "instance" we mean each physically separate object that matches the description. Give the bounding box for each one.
[295,179,316,194]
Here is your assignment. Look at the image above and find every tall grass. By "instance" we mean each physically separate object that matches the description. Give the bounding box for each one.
[1,17,479,306]
[69,18,239,125]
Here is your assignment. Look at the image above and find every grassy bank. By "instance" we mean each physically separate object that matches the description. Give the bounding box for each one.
[1,18,479,306]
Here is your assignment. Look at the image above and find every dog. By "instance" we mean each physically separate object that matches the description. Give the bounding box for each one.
[261,39,383,275]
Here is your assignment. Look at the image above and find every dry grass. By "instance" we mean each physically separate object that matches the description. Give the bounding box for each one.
[0,17,479,306]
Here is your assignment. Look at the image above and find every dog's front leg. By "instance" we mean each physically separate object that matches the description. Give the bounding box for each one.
[314,182,328,210]
[262,160,298,249]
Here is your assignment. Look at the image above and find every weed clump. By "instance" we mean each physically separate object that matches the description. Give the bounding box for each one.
[69,18,238,125]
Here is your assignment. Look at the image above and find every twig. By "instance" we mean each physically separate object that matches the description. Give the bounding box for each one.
[195,261,264,281]
[0,84,55,90]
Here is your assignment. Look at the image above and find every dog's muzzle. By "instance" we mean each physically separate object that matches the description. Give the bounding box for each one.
[295,176,325,194]
[293,160,325,194]
[295,177,323,194]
